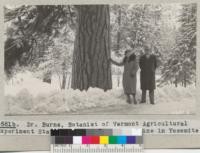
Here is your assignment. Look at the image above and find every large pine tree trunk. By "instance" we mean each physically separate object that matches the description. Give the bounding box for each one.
[71,5,112,91]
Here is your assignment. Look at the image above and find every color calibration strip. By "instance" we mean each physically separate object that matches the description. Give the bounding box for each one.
[52,135,143,144]
[51,129,144,153]
[51,129,143,145]
[50,129,143,153]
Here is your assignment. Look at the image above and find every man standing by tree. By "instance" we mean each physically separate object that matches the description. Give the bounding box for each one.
[139,45,157,104]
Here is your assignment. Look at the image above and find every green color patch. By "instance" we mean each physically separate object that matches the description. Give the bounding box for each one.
[109,136,117,144]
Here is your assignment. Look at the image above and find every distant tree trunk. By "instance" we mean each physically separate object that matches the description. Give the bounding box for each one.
[174,77,178,87]
[117,75,120,87]
[116,6,121,55]
[117,69,121,87]
[61,72,67,90]
[67,75,71,89]
[43,71,51,84]
[184,72,187,87]
[71,5,112,91]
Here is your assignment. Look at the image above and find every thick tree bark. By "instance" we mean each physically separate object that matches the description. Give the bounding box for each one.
[71,5,112,91]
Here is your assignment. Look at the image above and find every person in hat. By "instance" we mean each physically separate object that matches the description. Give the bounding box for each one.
[110,50,138,104]
[139,45,157,104]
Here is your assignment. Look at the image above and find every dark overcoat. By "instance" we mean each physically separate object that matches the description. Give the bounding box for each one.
[139,54,157,90]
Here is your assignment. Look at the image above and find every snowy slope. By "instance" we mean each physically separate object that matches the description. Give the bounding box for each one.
[5,71,195,115]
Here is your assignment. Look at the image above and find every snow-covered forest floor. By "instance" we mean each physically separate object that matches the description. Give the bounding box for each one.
[5,71,195,115]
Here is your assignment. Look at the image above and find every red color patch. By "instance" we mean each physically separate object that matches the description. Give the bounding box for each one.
[90,136,100,144]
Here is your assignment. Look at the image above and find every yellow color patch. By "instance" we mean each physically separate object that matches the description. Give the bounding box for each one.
[100,136,109,144]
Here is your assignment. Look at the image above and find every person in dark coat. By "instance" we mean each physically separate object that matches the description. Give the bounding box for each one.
[110,50,138,104]
[139,46,157,104]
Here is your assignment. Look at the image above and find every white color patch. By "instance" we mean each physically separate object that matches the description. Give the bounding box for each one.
[73,136,82,144]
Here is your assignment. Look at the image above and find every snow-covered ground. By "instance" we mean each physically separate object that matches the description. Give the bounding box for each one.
[5,71,195,115]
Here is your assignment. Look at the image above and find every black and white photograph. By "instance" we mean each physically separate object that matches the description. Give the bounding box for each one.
[4,3,197,115]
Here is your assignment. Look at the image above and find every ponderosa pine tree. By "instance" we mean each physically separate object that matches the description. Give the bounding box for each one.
[71,5,112,91]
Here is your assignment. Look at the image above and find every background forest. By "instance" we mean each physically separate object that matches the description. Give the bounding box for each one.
[4,4,196,115]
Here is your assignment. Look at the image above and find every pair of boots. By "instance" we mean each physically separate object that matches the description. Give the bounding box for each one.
[126,94,137,104]
[140,90,155,104]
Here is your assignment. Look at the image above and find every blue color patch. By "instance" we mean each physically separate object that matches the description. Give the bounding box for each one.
[117,136,126,144]
[127,136,136,144]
